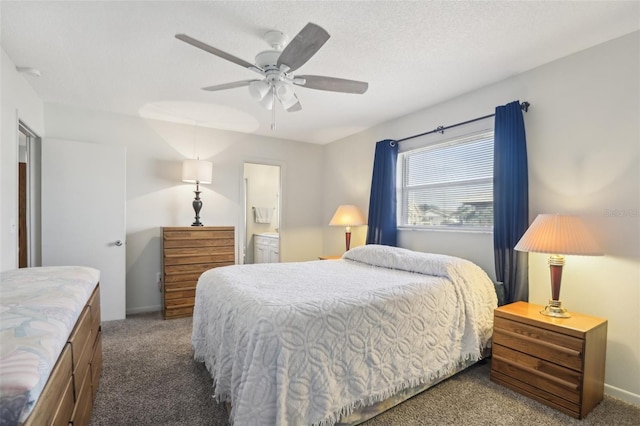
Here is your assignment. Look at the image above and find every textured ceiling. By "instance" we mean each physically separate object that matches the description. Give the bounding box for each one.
[2,1,638,144]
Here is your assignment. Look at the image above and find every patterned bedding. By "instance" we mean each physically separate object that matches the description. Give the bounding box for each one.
[192,245,497,426]
[0,266,100,425]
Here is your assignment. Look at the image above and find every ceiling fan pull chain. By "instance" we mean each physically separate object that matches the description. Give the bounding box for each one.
[271,86,277,130]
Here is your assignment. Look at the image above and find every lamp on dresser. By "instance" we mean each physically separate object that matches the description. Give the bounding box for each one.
[329,205,366,251]
[182,159,213,226]
[514,213,603,318]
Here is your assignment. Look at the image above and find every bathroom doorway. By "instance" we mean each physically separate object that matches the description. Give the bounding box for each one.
[242,162,281,264]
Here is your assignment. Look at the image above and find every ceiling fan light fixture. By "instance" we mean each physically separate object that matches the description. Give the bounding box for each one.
[248,80,270,101]
[275,81,295,102]
[280,94,298,110]
[259,91,275,110]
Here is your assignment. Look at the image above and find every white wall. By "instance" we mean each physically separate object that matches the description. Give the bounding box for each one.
[0,48,44,271]
[43,104,324,314]
[323,32,640,404]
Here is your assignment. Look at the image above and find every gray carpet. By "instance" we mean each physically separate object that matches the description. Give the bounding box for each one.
[90,312,639,425]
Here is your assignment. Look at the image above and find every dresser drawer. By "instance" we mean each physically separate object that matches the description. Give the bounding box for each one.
[24,344,74,426]
[164,305,194,319]
[165,288,196,300]
[164,229,234,241]
[68,307,93,401]
[88,285,101,337]
[492,344,581,402]
[165,296,195,309]
[70,364,93,426]
[164,272,202,284]
[91,331,103,400]
[163,237,234,249]
[164,252,235,266]
[493,316,583,371]
[50,371,75,426]
[164,262,227,275]
[164,280,198,292]
[490,369,580,417]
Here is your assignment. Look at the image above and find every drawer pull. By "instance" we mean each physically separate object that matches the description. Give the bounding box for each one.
[496,328,582,357]
[493,354,579,391]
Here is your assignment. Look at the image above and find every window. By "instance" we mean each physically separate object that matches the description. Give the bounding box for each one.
[399,130,493,230]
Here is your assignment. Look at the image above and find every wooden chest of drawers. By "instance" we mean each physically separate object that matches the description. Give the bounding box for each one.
[162,226,235,319]
[490,302,607,419]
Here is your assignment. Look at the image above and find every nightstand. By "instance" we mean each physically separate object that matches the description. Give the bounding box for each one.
[318,255,342,260]
[490,301,607,419]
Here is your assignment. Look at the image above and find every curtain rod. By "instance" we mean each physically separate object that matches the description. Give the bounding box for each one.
[396,101,530,144]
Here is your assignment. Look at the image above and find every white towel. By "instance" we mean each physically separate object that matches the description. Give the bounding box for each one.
[254,207,272,224]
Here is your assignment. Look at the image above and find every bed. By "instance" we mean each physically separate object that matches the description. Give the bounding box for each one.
[192,244,498,425]
[0,266,102,426]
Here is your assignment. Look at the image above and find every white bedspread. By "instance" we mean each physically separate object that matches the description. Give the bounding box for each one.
[192,245,497,426]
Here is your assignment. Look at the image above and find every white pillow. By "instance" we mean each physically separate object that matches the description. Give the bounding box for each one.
[343,244,464,278]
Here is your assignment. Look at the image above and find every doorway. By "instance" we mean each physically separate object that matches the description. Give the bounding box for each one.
[242,162,281,264]
[18,122,41,268]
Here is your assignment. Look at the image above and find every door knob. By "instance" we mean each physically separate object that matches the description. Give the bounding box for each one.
[115,240,123,246]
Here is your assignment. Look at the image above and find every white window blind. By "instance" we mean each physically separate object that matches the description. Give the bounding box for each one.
[399,130,494,230]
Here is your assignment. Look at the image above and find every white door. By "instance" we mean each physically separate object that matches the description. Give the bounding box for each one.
[42,139,126,321]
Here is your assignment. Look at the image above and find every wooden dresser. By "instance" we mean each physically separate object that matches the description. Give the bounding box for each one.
[24,283,101,426]
[162,226,235,319]
[490,301,607,419]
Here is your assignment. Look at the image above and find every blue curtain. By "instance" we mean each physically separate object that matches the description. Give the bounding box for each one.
[493,101,529,304]
[366,139,399,246]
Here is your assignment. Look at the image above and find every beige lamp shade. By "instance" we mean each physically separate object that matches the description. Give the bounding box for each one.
[182,159,213,184]
[514,214,603,255]
[329,205,366,227]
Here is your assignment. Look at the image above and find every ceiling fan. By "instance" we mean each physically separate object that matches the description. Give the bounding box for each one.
[175,22,368,129]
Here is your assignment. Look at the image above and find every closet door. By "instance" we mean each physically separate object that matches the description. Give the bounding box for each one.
[42,138,126,321]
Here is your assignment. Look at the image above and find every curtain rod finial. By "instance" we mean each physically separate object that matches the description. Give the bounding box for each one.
[521,101,530,112]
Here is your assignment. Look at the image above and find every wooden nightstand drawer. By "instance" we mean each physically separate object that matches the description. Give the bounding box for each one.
[492,345,581,403]
[493,317,583,371]
[490,301,607,419]
[490,369,581,416]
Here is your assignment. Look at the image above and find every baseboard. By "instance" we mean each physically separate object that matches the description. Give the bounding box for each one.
[126,304,161,315]
[605,383,640,406]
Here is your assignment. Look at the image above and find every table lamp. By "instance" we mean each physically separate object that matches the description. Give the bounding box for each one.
[182,159,213,226]
[514,214,603,318]
[329,205,366,251]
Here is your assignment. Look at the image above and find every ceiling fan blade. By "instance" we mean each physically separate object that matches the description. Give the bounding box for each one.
[202,80,258,91]
[294,75,369,94]
[284,95,302,112]
[176,34,261,72]
[277,23,330,72]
